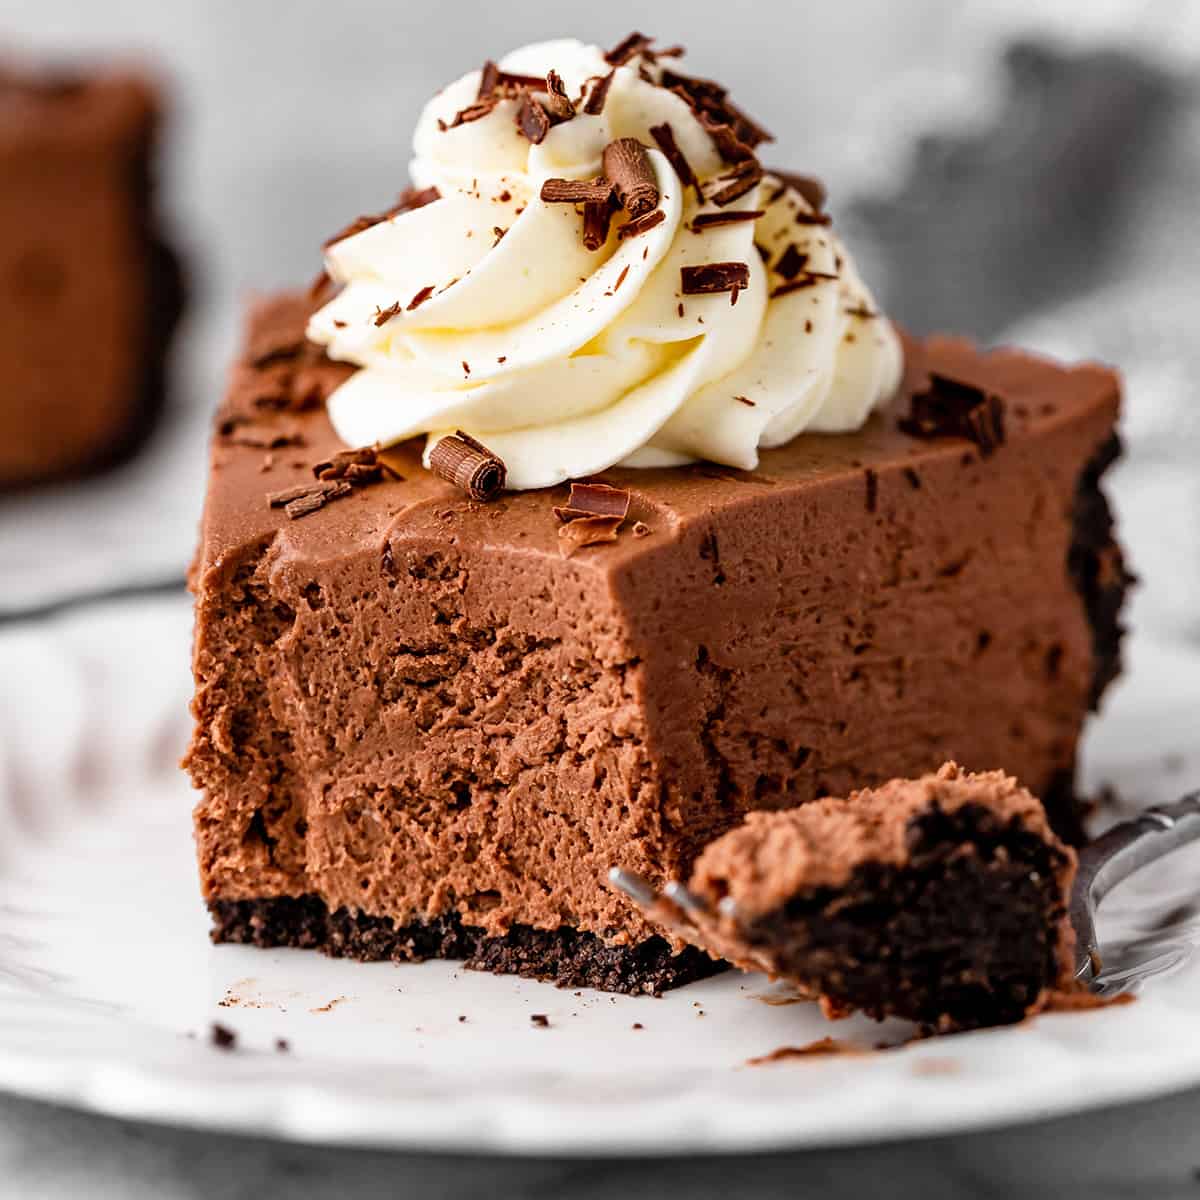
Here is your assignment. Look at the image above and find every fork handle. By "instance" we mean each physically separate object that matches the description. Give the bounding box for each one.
[1072,790,1200,979]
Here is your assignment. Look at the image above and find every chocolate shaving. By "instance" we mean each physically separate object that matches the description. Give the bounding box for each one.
[267,480,353,520]
[530,1013,551,1028]
[583,196,616,250]
[446,97,499,130]
[322,186,441,249]
[617,209,666,240]
[559,515,624,557]
[312,444,398,485]
[898,373,1007,458]
[428,430,506,500]
[793,210,833,227]
[605,32,654,66]
[707,159,763,206]
[540,177,615,204]
[691,210,763,230]
[661,67,726,104]
[222,424,305,450]
[721,98,774,148]
[515,90,551,143]
[768,169,827,214]
[373,301,402,327]
[408,284,435,310]
[581,70,615,116]
[734,395,756,407]
[553,482,631,523]
[774,243,809,280]
[476,60,546,99]
[603,138,659,218]
[770,271,838,298]
[699,112,755,164]
[681,261,750,295]
[544,70,575,122]
[844,303,879,318]
[649,122,701,200]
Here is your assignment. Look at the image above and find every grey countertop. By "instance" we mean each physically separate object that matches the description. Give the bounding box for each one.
[3,1085,1200,1200]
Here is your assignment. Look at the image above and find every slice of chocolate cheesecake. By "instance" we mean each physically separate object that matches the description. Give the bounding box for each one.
[0,62,183,487]
[676,763,1077,1030]
[185,292,1124,994]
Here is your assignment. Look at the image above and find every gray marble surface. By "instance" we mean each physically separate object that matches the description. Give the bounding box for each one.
[3,1085,1200,1200]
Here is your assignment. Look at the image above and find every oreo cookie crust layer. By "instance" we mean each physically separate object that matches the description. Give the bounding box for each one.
[185,294,1124,993]
[0,63,184,487]
[683,763,1077,1029]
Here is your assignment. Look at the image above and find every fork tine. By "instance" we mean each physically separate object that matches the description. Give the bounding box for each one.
[664,880,710,917]
[608,867,657,908]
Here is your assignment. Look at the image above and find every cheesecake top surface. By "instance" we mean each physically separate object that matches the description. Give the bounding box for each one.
[199,291,1120,583]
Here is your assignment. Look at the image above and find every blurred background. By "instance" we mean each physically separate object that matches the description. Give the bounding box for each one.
[2,0,1197,637]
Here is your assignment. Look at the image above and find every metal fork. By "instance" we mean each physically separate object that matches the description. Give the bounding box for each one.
[611,789,1200,991]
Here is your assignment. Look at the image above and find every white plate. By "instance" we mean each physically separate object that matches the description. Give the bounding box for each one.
[0,595,1198,1155]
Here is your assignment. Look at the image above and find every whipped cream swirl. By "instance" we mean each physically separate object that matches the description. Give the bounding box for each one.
[307,39,903,490]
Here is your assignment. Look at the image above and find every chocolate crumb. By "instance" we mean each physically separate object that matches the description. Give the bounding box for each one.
[373,302,402,327]
[899,373,1007,458]
[458,1015,467,1023]
[581,70,615,116]
[734,395,755,407]
[428,430,507,500]
[748,1038,867,1064]
[530,1013,551,1028]
[210,1023,237,1051]
[613,264,631,292]
[691,210,763,230]
[632,1022,644,1030]
[903,466,922,489]
[617,209,666,240]
[681,261,750,295]
[554,482,631,523]
[604,138,659,218]
[274,1038,290,1053]
[541,177,615,205]
[845,303,878,319]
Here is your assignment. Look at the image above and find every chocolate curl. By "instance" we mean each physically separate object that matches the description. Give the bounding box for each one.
[540,178,615,204]
[428,430,507,500]
[603,138,659,218]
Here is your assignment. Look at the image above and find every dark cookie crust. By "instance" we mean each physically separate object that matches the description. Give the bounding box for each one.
[209,895,720,996]
[744,804,1071,1030]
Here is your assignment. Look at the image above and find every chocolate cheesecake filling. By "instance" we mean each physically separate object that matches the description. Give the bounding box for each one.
[740,804,1071,1029]
[187,297,1124,994]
